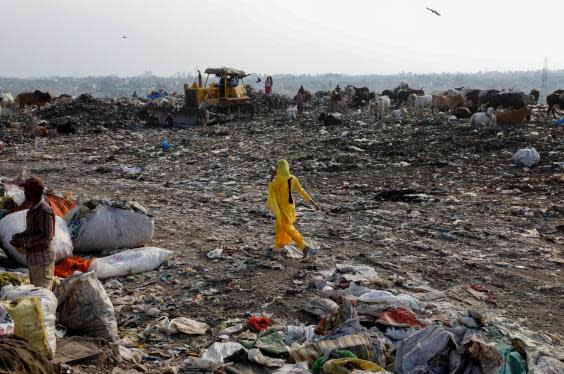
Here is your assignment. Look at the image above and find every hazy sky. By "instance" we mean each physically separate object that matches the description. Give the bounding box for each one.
[2,0,562,77]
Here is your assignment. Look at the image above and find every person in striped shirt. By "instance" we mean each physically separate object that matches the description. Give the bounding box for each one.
[10,177,56,290]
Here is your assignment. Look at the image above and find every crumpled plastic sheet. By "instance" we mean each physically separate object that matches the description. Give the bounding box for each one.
[395,326,502,374]
[201,342,245,364]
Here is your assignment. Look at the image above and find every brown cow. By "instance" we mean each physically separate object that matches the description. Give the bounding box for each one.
[495,106,530,125]
[432,95,466,112]
[15,90,52,111]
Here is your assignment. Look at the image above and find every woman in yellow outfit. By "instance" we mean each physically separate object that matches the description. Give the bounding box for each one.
[267,160,320,258]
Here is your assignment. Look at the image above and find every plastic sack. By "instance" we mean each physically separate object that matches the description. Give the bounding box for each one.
[0,210,73,266]
[0,304,14,336]
[66,203,154,252]
[89,247,172,279]
[54,271,118,341]
[512,148,540,167]
[0,285,58,359]
[1,183,25,206]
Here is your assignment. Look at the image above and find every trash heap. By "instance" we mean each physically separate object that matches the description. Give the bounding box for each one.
[0,181,173,372]
[246,86,293,113]
[178,263,564,373]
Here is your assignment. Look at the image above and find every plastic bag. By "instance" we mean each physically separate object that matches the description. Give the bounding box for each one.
[0,285,58,359]
[54,271,118,341]
[512,148,540,167]
[0,210,73,266]
[201,342,245,364]
[168,317,208,335]
[89,247,172,279]
[66,203,154,252]
[0,304,14,336]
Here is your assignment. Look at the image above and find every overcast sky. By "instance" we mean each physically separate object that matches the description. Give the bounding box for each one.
[2,0,562,77]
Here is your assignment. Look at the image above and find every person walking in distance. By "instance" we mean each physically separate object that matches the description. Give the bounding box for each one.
[267,160,320,258]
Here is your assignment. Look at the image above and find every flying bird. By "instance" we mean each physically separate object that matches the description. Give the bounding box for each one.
[122,36,127,39]
[426,7,441,16]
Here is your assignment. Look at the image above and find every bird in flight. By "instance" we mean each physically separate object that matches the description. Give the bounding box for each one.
[426,7,441,16]
[122,36,127,39]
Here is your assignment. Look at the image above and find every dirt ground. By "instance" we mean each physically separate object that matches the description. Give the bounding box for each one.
[0,103,562,372]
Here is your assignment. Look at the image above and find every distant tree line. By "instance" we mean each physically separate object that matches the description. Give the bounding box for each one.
[1,70,563,102]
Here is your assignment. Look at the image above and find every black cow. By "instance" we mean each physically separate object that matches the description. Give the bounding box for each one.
[397,89,424,104]
[349,86,375,108]
[381,89,395,100]
[547,90,564,117]
[463,89,481,112]
[480,91,525,110]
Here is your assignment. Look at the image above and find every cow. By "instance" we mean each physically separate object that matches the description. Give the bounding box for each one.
[397,88,424,104]
[15,90,52,111]
[348,86,374,108]
[414,95,432,109]
[470,107,496,129]
[452,106,471,118]
[0,93,15,109]
[368,96,391,124]
[462,89,481,112]
[479,91,525,110]
[0,93,16,117]
[328,89,345,113]
[432,95,466,112]
[496,106,530,125]
[546,90,564,117]
[381,89,395,101]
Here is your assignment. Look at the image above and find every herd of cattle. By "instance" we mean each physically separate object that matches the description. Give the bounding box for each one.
[322,82,564,129]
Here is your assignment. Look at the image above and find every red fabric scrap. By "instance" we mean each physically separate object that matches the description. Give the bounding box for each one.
[248,316,273,332]
[54,256,94,278]
[377,307,426,329]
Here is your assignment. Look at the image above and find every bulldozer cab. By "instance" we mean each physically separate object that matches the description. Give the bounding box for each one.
[203,68,249,100]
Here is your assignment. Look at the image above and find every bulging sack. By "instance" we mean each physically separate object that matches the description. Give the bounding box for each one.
[0,210,73,266]
[90,247,172,279]
[0,285,58,359]
[66,202,154,252]
[54,271,118,341]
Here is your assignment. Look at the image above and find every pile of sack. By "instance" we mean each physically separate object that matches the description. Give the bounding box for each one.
[0,181,174,365]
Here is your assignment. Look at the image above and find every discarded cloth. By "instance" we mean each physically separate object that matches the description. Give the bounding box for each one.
[311,349,356,374]
[376,308,426,329]
[496,343,527,374]
[395,326,502,374]
[255,329,289,356]
[10,194,75,219]
[54,256,94,278]
[322,358,385,373]
[0,335,55,374]
[248,316,273,332]
[291,332,375,363]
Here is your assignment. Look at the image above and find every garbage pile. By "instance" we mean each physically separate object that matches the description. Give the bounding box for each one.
[246,86,293,113]
[178,263,564,373]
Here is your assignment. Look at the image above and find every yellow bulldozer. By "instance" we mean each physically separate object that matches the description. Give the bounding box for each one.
[156,67,254,127]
